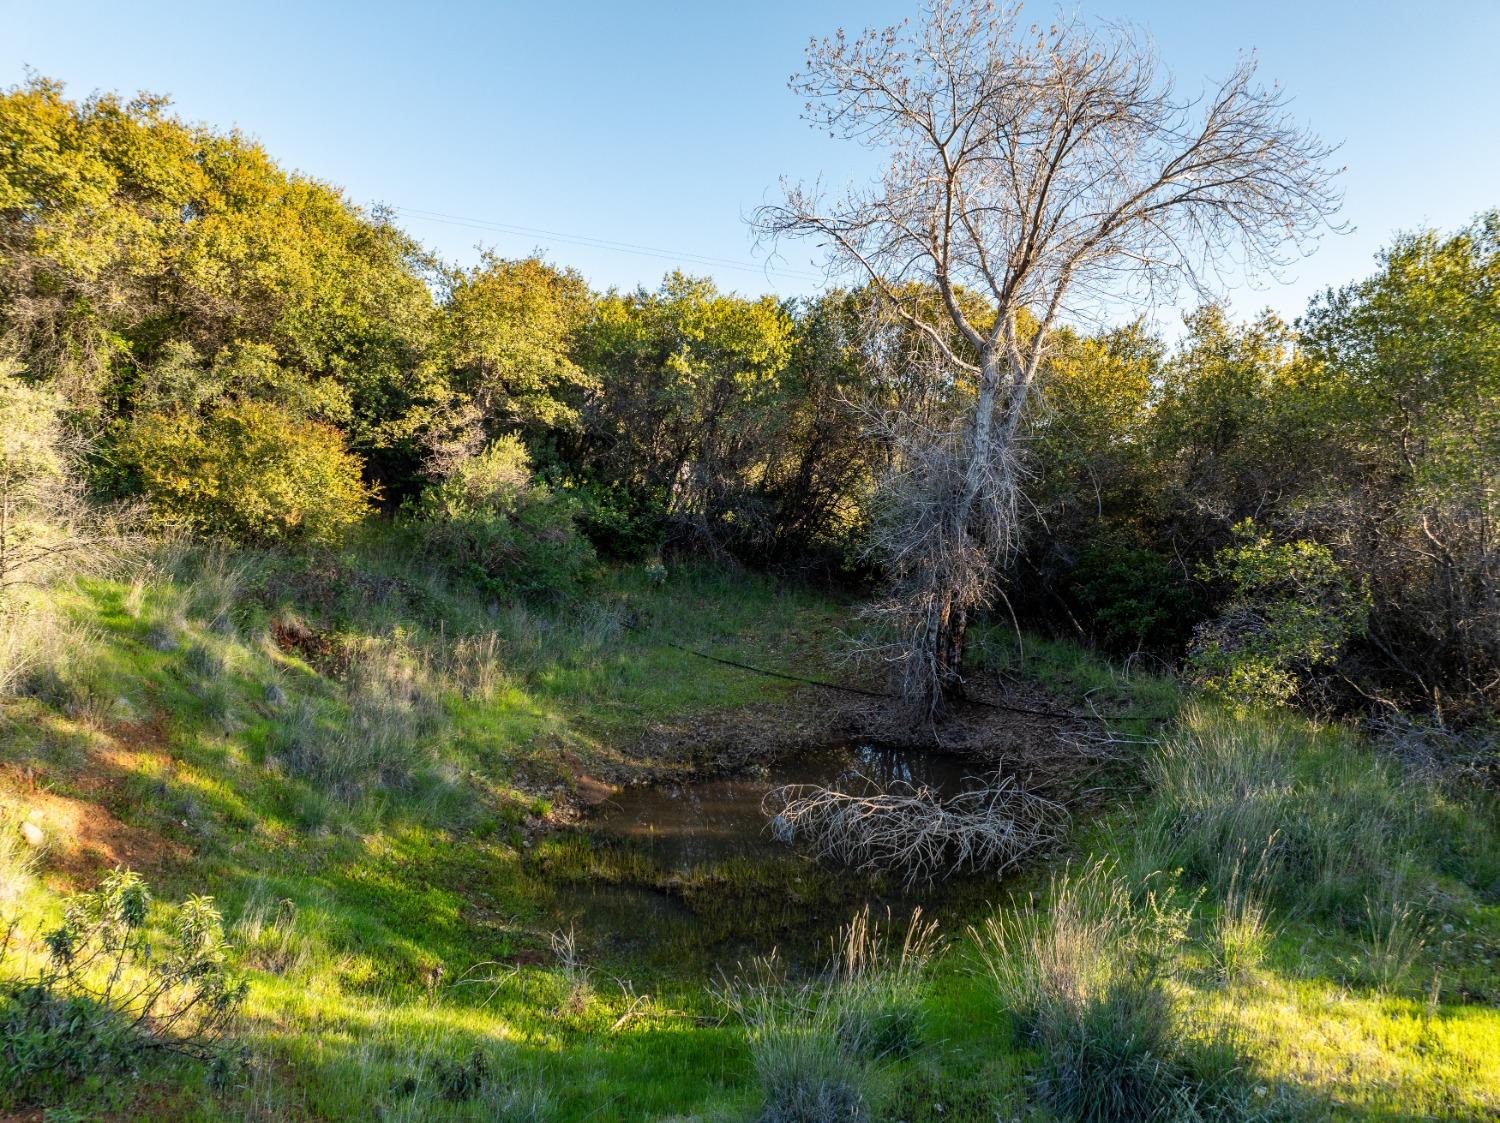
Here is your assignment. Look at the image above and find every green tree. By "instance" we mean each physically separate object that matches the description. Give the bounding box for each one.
[1300,214,1500,719]
[439,253,594,439]
[577,272,795,552]
[127,399,374,545]
[0,76,439,494]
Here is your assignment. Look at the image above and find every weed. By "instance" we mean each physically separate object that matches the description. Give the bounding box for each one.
[1209,857,1273,986]
[1359,871,1431,993]
[0,870,245,1109]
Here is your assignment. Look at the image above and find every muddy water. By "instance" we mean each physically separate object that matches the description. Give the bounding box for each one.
[592,744,983,868]
[544,745,1005,970]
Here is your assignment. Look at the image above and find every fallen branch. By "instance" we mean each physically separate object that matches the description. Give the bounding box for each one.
[763,772,1064,889]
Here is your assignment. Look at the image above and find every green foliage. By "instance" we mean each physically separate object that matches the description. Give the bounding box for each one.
[1187,521,1369,707]
[1068,540,1199,656]
[439,253,595,436]
[578,272,801,554]
[0,870,244,1109]
[126,399,374,545]
[411,434,594,596]
[1131,704,1495,925]
[1300,213,1500,720]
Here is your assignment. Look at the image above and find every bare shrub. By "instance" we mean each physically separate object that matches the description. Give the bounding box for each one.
[549,927,593,1016]
[0,805,39,911]
[764,772,1061,888]
[0,365,136,600]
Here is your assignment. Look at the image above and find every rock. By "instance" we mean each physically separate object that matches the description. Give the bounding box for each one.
[146,626,178,652]
[264,682,287,706]
[20,820,44,847]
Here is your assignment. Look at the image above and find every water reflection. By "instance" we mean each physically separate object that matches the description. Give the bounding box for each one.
[591,744,983,869]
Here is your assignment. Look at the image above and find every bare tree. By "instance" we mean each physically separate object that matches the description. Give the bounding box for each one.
[0,362,130,599]
[758,0,1342,717]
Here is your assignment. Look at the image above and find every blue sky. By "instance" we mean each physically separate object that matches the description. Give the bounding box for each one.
[4,0,1497,329]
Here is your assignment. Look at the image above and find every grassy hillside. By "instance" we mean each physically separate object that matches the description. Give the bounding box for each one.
[2,532,1497,1121]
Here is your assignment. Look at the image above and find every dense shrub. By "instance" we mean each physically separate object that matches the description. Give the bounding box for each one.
[126,400,374,545]
[1187,521,1369,707]
[1067,540,1200,656]
[0,870,245,1108]
[411,435,594,597]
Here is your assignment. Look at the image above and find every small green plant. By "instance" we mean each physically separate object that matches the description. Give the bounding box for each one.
[1187,520,1369,707]
[1069,540,1201,655]
[0,869,246,1108]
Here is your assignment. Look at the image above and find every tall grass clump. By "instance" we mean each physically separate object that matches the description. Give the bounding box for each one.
[1135,704,1446,921]
[1207,859,1272,987]
[721,908,939,1123]
[269,637,444,798]
[1358,870,1432,994]
[977,860,1252,1123]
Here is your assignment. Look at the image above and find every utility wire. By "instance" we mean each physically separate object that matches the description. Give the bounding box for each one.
[391,205,827,283]
[619,620,1081,721]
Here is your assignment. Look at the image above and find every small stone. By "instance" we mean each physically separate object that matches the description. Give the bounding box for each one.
[146,627,178,652]
[264,682,287,706]
[20,820,44,847]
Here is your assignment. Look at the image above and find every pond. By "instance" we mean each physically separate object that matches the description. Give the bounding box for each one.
[537,744,1010,973]
[591,743,985,868]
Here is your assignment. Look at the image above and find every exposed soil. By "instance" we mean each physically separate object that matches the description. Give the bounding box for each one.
[2,780,189,891]
[611,666,1102,800]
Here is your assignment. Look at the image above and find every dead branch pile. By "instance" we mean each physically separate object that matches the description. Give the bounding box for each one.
[763,772,1063,888]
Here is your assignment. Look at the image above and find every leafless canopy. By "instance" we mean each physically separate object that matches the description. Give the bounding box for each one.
[757,0,1342,715]
[761,0,1342,361]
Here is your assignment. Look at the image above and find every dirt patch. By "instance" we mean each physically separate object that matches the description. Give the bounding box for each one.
[2,705,189,889]
[611,668,1106,799]
[269,614,349,675]
[2,783,189,890]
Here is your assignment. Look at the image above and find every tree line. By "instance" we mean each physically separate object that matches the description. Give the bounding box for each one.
[1,72,1495,726]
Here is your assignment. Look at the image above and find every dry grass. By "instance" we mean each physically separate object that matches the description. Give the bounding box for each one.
[719,907,941,1123]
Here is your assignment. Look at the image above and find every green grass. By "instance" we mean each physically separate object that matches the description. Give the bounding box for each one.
[2,530,1497,1120]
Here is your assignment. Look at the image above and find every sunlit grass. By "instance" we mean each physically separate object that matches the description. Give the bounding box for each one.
[2,535,1497,1120]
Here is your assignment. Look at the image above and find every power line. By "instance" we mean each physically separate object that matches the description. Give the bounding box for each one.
[390,205,827,283]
